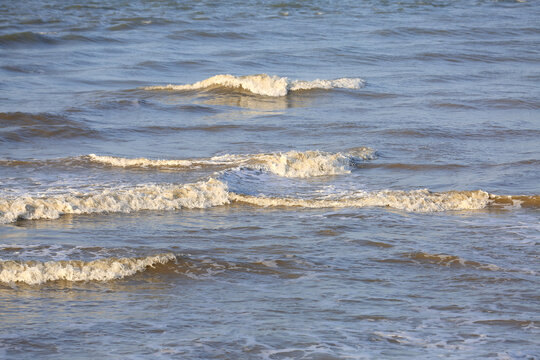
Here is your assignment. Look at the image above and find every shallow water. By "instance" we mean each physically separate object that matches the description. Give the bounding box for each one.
[1,0,539,359]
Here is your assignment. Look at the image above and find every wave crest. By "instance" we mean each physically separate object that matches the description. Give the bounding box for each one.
[0,253,176,285]
[144,74,365,97]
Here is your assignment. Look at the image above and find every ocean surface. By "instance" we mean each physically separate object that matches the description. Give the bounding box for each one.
[1,0,539,358]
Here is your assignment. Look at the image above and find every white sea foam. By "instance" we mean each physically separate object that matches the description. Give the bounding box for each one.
[0,253,175,285]
[0,178,229,223]
[86,149,375,177]
[230,189,492,212]
[144,74,365,97]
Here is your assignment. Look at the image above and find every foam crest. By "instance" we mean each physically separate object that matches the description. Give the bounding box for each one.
[230,189,491,212]
[0,253,176,285]
[144,74,365,97]
[0,179,229,223]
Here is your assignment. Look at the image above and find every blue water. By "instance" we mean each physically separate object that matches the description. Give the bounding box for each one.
[1,1,539,358]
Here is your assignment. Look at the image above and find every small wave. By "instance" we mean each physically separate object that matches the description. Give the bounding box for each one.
[230,190,492,212]
[60,34,119,44]
[361,162,467,171]
[167,30,252,40]
[0,31,56,47]
[0,179,229,224]
[402,252,502,271]
[490,194,540,209]
[144,74,365,97]
[0,253,176,285]
[0,112,100,142]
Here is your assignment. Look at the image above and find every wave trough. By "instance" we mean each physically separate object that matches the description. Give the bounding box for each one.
[144,74,365,97]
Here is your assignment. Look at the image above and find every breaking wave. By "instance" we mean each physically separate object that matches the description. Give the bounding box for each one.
[144,74,365,97]
[1,180,537,223]
[85,149,375,177]
[0,253,176,285]
[0,179,229,224]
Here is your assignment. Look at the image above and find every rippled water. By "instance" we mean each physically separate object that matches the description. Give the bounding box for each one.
[1,0,539,359]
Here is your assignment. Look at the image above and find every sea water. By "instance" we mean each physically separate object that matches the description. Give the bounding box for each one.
[1,0,539,358]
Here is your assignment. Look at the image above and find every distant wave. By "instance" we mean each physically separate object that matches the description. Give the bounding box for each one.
[144,74,365,97]
[0,31,117,48]
[0,253,175,285]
